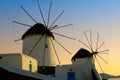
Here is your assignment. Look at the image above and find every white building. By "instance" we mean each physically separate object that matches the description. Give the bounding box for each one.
[55,48,102,80]
[0,53,37,72]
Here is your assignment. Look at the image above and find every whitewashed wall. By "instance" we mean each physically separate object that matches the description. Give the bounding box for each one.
[55,64,92,80]
[22,35,58,66]
[0,53,22,69]
[0,53,37,72]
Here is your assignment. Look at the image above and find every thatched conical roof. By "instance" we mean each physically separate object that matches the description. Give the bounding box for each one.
[72,48,92,61]
[22,23,54,39]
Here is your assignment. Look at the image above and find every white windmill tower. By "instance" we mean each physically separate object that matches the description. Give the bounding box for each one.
[13,0,75,74]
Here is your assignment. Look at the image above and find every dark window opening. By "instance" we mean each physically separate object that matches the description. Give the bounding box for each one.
[0,56,2,59]
[45,44,48,48]
[29,64,32,72]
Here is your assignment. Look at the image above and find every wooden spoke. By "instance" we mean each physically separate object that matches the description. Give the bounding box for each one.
[53,32,76,40]
[49,11,64,28]
[37,0,46,26]
[21,6,37,23]
[50,38,61,65]
[55,39,72,54]
[13,21,31,27]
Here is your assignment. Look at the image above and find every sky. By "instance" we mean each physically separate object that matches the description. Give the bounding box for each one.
[0,0,120,75]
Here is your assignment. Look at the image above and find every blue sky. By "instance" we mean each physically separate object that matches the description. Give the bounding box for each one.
[0,0,120,75]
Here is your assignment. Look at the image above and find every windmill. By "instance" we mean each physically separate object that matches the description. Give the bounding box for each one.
[13,0,75,74]
[78,30,109,73]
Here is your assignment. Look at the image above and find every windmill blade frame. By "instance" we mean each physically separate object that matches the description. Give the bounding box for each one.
[78,30,109,73]
[13,0,74,67]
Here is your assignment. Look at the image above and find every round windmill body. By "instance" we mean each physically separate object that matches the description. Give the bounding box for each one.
[22,23,57,67]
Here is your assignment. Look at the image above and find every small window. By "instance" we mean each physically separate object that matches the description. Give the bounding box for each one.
[45,44,48,48]
[0,56,2,59]
[29,64,32,72]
